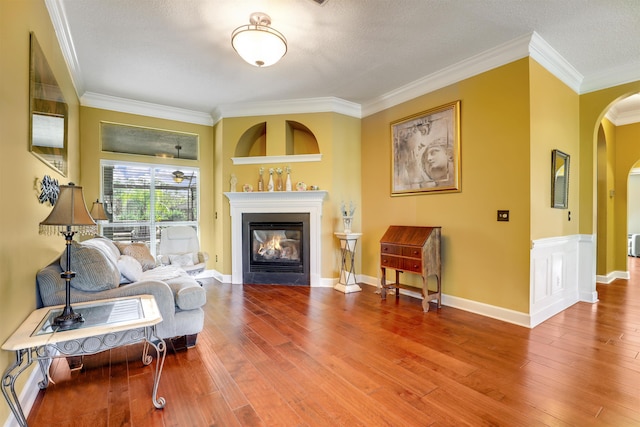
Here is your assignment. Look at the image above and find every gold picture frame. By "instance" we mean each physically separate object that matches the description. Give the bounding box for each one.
[391,101,461,195]
[29,32,68,176]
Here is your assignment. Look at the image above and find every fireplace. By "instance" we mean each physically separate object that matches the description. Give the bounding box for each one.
[242,213,310,285]
[224,190,327,286]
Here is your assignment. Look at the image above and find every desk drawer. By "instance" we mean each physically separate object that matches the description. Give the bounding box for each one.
[402,246,422,258]
[380,255,400,269]
[401,258,422,273]
[381,244,402,255]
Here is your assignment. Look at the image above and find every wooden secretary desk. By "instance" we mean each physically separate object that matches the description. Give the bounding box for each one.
[379,225,441,312]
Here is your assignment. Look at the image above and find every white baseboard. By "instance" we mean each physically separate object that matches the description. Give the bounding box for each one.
[596,270,629,284]
[200,269,230,284]
[3,365,41,427]
[358,274,531,327]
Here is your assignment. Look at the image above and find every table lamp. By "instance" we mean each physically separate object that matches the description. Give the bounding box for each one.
[39,183,97,327]
[89,199,108,221]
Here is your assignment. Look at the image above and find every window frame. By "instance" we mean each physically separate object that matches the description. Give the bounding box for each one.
[98,159,201,258]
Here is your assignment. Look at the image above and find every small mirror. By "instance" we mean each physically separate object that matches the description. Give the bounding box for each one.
[29,32,68,176]
[551,149,569,209]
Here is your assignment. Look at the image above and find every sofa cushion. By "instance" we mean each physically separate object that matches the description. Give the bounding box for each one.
[83,237,120,264]
[60,241,120,292]
[117,255,143,283]
[115,242,156,271]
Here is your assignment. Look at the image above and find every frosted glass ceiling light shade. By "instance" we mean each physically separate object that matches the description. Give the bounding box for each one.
[231,13,287,67]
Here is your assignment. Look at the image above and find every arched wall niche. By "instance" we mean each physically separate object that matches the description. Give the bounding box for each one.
[285,121,320,155]
[234,122,266,157]
[233,119,321,160]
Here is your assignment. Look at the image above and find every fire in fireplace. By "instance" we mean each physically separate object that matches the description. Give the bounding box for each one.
[253,229,300,263]
[242,213,310,285]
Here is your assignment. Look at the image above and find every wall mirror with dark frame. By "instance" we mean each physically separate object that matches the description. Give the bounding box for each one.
[29,32,68,176]
[551,149,569,209]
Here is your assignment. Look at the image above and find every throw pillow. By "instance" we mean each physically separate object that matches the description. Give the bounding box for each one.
[116,242,157,271]
[169,253,195,267]
[60,241,120,292]
[117,255,143,283]
[82,237,120,265]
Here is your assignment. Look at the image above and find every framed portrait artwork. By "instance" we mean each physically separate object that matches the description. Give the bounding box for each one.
[391,101,461,195]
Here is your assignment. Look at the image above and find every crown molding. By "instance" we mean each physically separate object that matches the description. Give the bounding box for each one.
[45,0,635,127]
[581,62,640,94]
[212,97,361,123]
[362,32,587,117]
[528,32,583,93]
[361,33,532,117]
[45,0,84,95]
[605,102,640,126]
[81,92,214,126]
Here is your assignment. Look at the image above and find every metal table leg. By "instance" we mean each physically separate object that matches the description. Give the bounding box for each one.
[1,349,34,427]
[142,327,166,409]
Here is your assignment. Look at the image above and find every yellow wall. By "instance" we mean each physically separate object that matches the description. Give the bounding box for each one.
[0,0,82,423]
[3,3,640,422]
[78,107,215,257]
[597,118,617,275]
[579,82,640,235]
[579,82,640,274]
[215,113,361,279]
[615,122,640,269]
[529,61,580,240]
[362,59,532,312]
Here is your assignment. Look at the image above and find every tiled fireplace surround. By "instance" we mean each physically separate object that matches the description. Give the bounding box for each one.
[224,191,328,286]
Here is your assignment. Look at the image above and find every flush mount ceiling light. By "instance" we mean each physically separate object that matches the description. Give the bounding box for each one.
[231,12,287,67]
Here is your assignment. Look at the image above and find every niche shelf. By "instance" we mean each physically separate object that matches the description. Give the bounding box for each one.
[232,120,321,165]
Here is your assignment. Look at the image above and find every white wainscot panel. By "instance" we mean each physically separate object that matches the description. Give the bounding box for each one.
[530,235,580,327]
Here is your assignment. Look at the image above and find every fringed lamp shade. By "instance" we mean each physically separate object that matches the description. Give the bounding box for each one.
[39,183,97,236]
[39,183,96,328]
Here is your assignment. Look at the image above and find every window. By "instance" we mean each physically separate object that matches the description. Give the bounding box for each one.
[99,161,199,257]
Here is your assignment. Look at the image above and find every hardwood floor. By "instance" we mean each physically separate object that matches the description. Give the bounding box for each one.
[26,259,640,426]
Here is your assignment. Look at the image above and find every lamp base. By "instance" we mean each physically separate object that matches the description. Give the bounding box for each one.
[53,311,84,328]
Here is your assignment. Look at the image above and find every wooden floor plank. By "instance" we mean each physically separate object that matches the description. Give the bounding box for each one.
[26,257,640,426]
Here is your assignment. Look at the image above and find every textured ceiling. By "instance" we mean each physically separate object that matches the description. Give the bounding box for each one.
[53,0,640,119]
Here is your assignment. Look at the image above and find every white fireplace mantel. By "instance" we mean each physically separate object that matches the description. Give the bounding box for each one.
[224,191,328,285]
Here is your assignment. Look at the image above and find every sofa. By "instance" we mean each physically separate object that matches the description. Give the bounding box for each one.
[36,236,206,346]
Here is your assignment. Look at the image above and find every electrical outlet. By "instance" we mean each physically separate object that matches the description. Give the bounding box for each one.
[497,210,509,221]
[215,255,218,262]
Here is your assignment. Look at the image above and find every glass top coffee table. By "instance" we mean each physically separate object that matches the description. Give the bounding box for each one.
[1,295,166,427]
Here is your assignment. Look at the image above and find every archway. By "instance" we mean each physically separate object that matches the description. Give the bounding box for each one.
[595,93,640,281]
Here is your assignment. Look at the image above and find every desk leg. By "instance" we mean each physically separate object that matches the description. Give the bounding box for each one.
[380,267,387,299]
[1,349,34,427]
[142,328,167,409]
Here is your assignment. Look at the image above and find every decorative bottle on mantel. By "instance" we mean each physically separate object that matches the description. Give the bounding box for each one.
[258,167,264,192]
[285,165,292,191]
[268,169,274,192]
[276,168,283,191]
